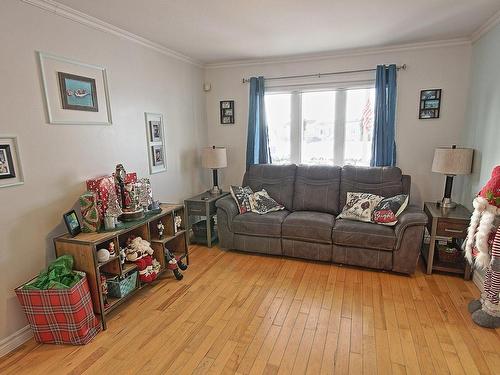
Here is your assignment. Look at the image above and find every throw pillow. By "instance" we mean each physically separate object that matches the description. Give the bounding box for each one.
[230,185,253,214]
[338,192,384,222]
[249,189,284,215]
[372,194,409,226]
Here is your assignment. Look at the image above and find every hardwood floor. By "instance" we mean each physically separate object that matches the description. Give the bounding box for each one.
[1,245,500,374]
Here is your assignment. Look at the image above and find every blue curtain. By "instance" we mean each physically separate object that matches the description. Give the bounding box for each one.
[371,64,397,167]
[246,76,271,169]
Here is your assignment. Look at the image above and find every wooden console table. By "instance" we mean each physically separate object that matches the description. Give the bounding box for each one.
[54,203,187,329]
[421,202,472,280]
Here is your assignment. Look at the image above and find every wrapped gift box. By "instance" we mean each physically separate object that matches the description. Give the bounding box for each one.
[15,275,101,345]
[86,175,116,221]
[79,191,100,232]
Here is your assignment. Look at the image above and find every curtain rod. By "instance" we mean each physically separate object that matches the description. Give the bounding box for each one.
[242,64,407,83]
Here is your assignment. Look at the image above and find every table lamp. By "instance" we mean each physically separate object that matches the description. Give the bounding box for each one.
[432,145,473,209]
[202,146,227,195]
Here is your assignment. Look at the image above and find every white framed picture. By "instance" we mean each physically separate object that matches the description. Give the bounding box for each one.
[38,52,112,125]
[145,112,167,174]
[0,135,24,188]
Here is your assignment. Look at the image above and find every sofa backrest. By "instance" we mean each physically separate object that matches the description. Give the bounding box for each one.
[243,164,297,210]
[292,165,342,214]
[339,165,407,209]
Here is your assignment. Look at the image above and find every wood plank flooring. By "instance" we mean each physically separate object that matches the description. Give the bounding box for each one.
[1,245,500,374]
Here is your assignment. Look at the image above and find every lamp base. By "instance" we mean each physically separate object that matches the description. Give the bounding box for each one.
[441,197,457,209]
[209,186,222,195]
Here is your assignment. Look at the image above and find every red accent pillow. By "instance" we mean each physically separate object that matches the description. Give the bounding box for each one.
[372,194,409,226]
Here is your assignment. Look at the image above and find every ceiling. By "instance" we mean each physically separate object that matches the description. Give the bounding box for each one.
[55,0,500,64]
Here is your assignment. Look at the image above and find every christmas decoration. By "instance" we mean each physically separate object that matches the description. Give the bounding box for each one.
[86,175,116,222]
[79,191,100,232]
[124,236,159,283]
[464,165,500,328]
[164,248,187,280]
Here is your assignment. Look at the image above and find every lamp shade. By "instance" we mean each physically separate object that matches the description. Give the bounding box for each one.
[432,146,473,175]
[202,146,227,169]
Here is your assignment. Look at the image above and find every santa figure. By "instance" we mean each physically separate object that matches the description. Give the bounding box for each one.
[465,165,500,328]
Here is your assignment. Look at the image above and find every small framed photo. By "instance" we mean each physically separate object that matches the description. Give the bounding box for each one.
[152,145,165,166]
[0,145,15,179]
[145,112,167,174]
[419,89,441,119]
[57,72,98,112]
[63,210,82,237]
[220,100,234,124]
[149,120,162,142]
[0,136,24,188]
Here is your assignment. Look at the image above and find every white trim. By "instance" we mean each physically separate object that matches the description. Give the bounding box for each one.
[0,325,33,358]
[471,10,500,43]
[20,0,203,67]
[205,38,471,69]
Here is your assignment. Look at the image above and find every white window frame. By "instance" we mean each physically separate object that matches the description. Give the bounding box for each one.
[265,80,375,166]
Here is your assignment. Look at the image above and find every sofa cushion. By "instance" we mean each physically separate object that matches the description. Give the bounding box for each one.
[282,211,335,244]
[243,164,297,211]
[332,219,396,251]
[293,165,342,214]
[340,166,404,209]
[233,210,290,238]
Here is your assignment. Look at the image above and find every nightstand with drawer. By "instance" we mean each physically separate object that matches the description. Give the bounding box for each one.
[421,202,472,279]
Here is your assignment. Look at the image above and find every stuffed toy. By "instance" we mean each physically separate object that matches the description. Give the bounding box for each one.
[464,165,500,328]
[164,248,187,280]
[125,236,159,283]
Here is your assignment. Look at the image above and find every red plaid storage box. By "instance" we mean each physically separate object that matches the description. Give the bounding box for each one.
[15,274,101,345]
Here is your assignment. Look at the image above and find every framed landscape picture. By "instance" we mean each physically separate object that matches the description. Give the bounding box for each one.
[145,112,167,174]
[38,52,112,125]
[0,136,24,188]
[419,89,442,119]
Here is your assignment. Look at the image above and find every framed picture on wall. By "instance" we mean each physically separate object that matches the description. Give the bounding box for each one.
[220,100,234,124]
[145,112,167,174]
[0,135,24,188]
[38,52,112,125]
[419,89,442,119]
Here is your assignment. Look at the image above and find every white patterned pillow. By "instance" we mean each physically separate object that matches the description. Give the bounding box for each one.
[230,185,253,214]
[249,189,284,215]
[338,192,384,222]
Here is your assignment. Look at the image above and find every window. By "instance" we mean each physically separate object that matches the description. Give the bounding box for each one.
[265,86,375,166]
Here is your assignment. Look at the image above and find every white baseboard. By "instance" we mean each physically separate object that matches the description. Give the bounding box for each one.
[472,269,485,293]
[0,325,33,358]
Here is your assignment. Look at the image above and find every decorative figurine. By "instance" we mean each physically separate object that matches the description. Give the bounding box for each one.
[164,248,187,280]
[115,164,144,222]
[100,274,109,308]
[108,242,115,257]
[119,247,126,265]
[174,216,182,233]
[157,221,165,239]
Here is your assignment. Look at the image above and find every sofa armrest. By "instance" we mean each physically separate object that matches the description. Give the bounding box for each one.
[394,205,428,243]
[392,205,428,274]
[216,196,239,230]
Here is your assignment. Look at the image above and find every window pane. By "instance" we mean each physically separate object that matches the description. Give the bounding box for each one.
[301,91,335,165]
[265,93,291,164]
[344,88,375,166]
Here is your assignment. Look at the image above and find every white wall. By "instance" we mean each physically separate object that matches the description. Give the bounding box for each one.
[461,22,500,207]
[0,0,208,342]
[204,43,472,205]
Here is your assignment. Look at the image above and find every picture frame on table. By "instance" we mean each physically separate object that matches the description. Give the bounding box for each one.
[145,112,167,174]
[38,52,112,125]
[63,210,82,237]
[0,135,24,189]
[419,89,442,119]
[220,100,234,124]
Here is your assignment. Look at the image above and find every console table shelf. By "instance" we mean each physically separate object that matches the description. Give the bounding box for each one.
[54,203,187,329]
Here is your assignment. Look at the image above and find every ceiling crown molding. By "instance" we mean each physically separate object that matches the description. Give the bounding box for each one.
[205,38,471,69]
[471,9,500,43]
[20,0,203,67]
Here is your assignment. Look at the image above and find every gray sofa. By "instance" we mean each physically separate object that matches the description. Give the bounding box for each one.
[216,164,428,275]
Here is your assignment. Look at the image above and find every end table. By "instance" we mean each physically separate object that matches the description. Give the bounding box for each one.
[185,191,230,248]
[421,202,472,280]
